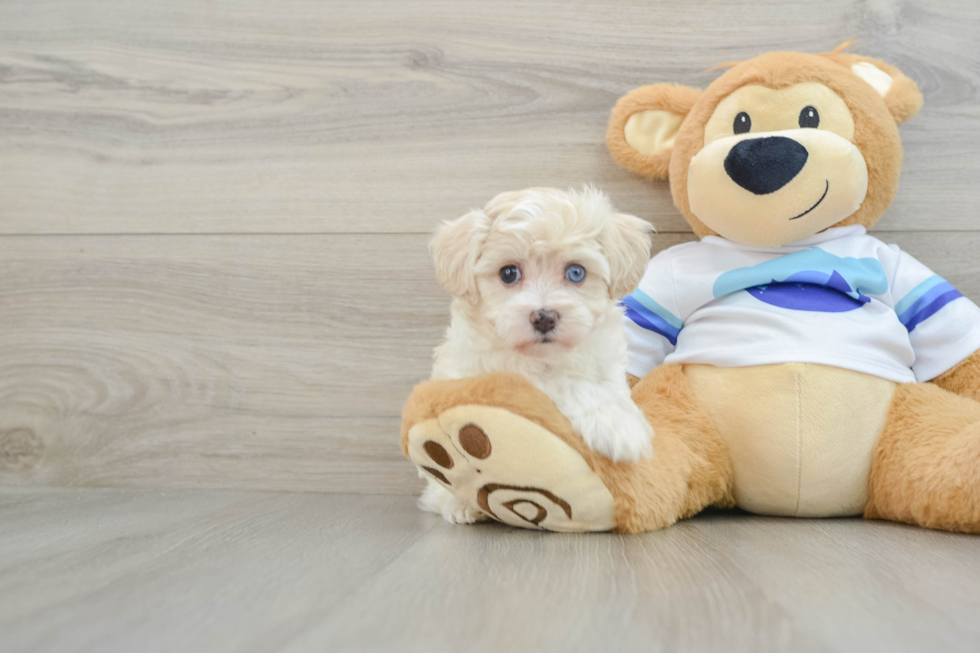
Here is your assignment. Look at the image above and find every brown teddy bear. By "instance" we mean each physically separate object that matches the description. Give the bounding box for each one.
[401,45,980,533]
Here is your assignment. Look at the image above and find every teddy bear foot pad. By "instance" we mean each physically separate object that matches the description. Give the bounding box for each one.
[406,404,616,532]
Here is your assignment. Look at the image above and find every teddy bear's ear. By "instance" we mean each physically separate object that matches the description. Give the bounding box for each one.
[606,84,702,180]
[844,56,923,124]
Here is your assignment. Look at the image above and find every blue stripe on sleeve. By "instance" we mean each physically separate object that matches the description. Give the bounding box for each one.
[894,275,946,316]
[629,289,684,330]
[900,288,964,333]
[622,300,681,346]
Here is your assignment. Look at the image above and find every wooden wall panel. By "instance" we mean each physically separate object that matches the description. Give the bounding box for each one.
[1,0,978,492]
[0,0,977,235]
[1,232,978,493]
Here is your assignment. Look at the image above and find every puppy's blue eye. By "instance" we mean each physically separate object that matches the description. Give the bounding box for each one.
[499,265,521,285]
[565,264,586,283]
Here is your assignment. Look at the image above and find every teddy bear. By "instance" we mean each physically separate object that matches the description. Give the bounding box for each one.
[400,45,980,534]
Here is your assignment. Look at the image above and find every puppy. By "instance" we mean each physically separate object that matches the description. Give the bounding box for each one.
[423,186,655,524]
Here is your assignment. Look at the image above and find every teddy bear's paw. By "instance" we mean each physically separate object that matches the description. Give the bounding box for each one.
[406,404,617,532]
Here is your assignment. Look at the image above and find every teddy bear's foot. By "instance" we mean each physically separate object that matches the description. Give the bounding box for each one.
[406,403,617,532]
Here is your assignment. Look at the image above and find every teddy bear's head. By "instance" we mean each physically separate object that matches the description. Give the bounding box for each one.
[607,46,923,247]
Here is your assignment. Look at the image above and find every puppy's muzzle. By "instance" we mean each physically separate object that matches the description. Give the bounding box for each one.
[531,309,558,334]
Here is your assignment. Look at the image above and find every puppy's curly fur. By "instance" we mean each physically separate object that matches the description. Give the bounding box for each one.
[422,187,654,523]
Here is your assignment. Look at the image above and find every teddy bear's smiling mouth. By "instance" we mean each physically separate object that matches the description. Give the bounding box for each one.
[789,180,830,220]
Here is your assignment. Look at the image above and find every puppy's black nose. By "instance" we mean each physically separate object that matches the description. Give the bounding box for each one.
[724,136,809,195]
[531,309,558,334]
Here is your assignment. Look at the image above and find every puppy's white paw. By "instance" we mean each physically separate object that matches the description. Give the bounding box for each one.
[418,477,487,525]
[442,499,488,525]
[578,402,654,463]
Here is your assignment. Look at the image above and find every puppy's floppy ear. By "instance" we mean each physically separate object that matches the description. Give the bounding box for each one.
[834,53,923,124]
[607,84,702,180]
[430,209,492,300]
[599,212,654,298]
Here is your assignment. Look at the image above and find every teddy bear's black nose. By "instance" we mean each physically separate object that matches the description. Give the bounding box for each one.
[724,136,809,195]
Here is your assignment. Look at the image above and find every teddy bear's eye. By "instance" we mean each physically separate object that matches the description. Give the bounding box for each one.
[499,265,521,285]
[733,111,752,134]
[799,106,820,128]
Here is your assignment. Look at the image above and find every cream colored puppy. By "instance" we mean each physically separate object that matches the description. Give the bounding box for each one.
[424,186,655,524]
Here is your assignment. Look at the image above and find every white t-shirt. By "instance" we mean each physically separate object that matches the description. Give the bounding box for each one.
[623,226,980,384]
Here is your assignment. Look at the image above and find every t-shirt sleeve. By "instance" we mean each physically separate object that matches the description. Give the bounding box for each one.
[888,247,980,382]
[620,248,684,379]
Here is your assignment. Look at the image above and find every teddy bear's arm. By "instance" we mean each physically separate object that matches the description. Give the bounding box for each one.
[931,350,980,403]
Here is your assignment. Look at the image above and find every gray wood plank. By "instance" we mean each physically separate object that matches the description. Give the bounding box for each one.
[0,0,977,235]
[0,233,451,494]
[2,231,979,493]
[5,489,979,653]
[686,517,980,652]
[291,512,980,653]
[0,489,437,653]
[289,513,822,653]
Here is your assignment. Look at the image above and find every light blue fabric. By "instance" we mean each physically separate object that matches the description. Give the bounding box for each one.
[712,247,888,301]
[894,275,947,316]
[628,289,683,329]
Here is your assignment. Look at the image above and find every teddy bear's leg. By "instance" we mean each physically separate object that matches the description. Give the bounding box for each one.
[401,368,735,533]
[866,381,980,533]
[615,364,736,532]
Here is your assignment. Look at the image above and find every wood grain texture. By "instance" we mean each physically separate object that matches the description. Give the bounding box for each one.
[0,0,977,234]
[0,489,437,653]
[1,0,979,493]
[0,233,448,494]
[300,510,980,653]
[2,232,980,493]
[3,488,980,653]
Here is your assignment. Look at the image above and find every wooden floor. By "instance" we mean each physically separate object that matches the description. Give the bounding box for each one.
[1,488,979,653]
